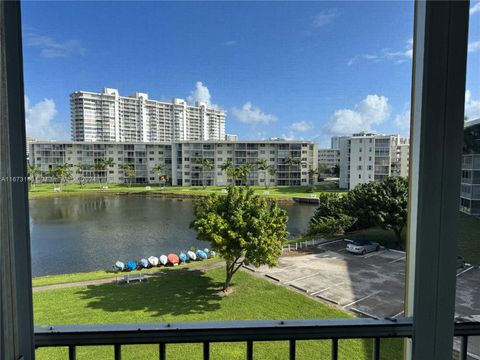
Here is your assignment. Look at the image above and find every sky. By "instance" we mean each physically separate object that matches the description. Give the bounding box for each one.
[22,1,480,147]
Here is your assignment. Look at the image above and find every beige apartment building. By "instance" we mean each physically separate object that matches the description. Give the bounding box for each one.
[318,149,340,175]
[338,132,409,190]
[29,140,318,187]
[70,88,226,143]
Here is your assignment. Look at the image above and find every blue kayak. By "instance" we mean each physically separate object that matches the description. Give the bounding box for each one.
[127,260,137,271]
[139,258,149,268]
[196,249,208,260]
[179,252,188,263]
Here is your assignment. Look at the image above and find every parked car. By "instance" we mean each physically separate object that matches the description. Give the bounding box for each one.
[345,240,380,255]
[457,256,466,269]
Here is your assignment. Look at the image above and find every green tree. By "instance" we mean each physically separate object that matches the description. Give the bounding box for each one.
[344,182,380,230]
[152,163,167,187]
[220,160,235,184]
[332,164,340,177]
[284,157,302,185]
[119,163,136,187]
[191,186,289,290]
[196,158,215,187]
[257,159,276,189]
[373,177,408,248]
[237,163,252,186]
[27,164,41,187]
[308,214,357,237]
[308,168,319,185]
[56,164,73,189]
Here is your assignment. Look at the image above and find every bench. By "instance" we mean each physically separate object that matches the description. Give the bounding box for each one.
[122,273,148,284]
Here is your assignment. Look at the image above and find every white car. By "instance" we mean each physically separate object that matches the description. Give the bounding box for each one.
[346,240,380,255]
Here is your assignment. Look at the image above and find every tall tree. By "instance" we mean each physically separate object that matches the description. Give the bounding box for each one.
[119,163,136,187]
[196,158,215,187]
[373,177,408,248]
[308,168,319,185]
[256,159,276,189]
[152,163,167,187]
[191,186,288,290]
[27,164,41,187]
[55,164,73,189]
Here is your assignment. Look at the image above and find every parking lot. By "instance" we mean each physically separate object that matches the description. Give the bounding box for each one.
[252,239,480,320]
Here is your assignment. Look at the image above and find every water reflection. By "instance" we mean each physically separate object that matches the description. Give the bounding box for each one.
[29,196,315,276]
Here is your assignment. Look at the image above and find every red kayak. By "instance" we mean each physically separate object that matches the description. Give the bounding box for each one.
[167,253,180,266]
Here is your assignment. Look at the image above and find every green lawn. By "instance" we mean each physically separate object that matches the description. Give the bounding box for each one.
[34,268,402,360]
[32,258,222,287]
[28,183,343,200]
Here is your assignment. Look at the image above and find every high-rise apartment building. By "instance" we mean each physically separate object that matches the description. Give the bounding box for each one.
[339,132,409,190]
[70,88,226,143]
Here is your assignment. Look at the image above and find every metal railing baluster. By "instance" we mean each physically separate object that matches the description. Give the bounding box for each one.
[68,345,76,360]
[247,340,253,360]
[331,338,338,360]
[203,342,210,360]
[114,344,121,360]
[459,336,468,360]
[289,339,296,360]
[159,343,166,360]
[372,338,380,360]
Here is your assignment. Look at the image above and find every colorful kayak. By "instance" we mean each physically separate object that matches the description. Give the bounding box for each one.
[127,260,137,271]
[159,255,168,266]
[187,250,197,261]
[140,258,149,268]
[148,256,159,266]
[209,251,216,258]
[179,252,188,263]
[115,261,125,271]
[167,253,180,265]
[196,249,208,260]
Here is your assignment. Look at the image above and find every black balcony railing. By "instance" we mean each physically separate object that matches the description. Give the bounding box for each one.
[34,318,480,360]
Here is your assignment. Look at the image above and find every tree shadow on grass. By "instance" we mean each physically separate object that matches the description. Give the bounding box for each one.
[75,269,222,317]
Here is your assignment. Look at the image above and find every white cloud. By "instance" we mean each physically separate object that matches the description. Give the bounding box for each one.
[394,109,411,135]
[465,90,480,120]
[187,81,217,108]
[232,102,277,124]
[289,121,313,132]
[312,9,338,27]
[24,29,85,58]
[348,39,412,66]
[469,41,480,53]
[471,2,480,15]
[323,95,390,136]
[25,96,69,140]
[223,40,237,46]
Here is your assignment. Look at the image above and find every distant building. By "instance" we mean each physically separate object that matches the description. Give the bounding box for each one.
[70,88,226,143]
[460,118,480,215]
[318,149,340,175]
[338,132,409,190]
[225,134,238,141]
[29,140,318,186]
[330,136,342,150]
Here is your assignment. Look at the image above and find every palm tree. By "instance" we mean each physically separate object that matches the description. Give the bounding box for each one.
[256,159,277,189]
[238,163,252,186]
[267,165,277,189]
[119,163,136,187]
[221,160,235,184]
[152,163,167,188]
[27,164,41,187]
[284,157,302,186]
[196,158,215,187]
[56,164,73,189]
[100,158,115,185]
[308,168,319,185]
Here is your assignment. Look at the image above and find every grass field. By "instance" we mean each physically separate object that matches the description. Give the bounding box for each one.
[32,258,222,287]
[34,267,402,360]
[28,183,342,200]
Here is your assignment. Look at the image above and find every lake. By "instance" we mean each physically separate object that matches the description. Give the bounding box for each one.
[29,196,317,277]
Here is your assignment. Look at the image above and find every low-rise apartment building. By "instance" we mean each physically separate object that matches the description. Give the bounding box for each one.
[29,140,318,187]
[318,149,340,175]
[339,132,409,190]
